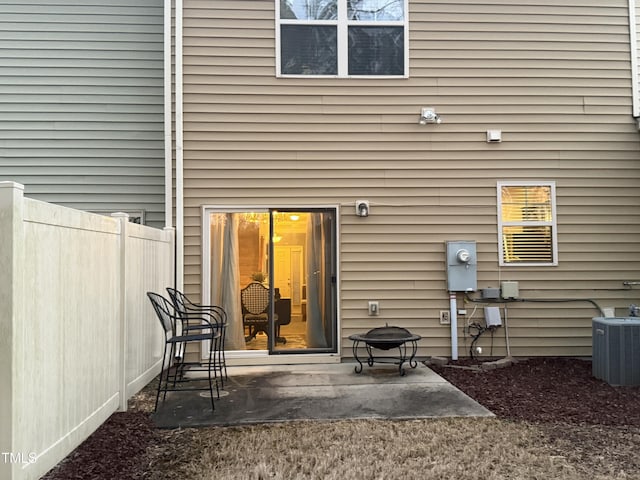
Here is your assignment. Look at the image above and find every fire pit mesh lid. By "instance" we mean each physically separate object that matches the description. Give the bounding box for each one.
[359,324,414,350]
[364,325,412,340]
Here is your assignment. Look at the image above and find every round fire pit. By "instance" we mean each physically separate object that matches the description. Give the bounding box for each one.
[349,325,421,375]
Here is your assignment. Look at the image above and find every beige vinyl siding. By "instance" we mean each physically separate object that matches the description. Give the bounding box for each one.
[0,0,165,227]
[181,0,640,358]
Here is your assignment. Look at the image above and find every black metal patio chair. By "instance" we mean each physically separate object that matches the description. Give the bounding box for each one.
[166,287,228,387]
[147,292,220,412]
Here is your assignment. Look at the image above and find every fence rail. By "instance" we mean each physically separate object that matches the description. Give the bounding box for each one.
[0,182,174,480]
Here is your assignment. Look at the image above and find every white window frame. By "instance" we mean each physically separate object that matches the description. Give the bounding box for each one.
[497,181,558,267]
[200,204,342,363]
[276,0,409,78]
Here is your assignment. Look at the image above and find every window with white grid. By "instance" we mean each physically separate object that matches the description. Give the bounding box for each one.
[277,0,408,77]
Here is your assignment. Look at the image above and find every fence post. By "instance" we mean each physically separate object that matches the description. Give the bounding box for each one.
[112,212,130,412]
[0,182,25,480]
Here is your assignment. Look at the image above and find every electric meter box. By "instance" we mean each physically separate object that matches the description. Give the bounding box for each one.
[446,240,477,292]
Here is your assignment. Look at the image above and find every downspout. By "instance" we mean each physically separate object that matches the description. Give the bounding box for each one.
[630,0,640,125]
[164,0,173,229]
[175,0,185,290]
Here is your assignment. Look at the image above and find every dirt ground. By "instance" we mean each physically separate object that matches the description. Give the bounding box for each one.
[42,357,640,479]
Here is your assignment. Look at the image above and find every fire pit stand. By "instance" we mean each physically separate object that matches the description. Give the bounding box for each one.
[349,325,421,376]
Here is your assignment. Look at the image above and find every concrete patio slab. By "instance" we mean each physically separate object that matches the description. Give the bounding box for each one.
[152,362,493,428]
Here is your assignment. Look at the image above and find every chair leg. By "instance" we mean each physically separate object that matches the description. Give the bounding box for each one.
[173,340,188,383]
[164,342,178,403]
[213,334,224,390]
[220,327,228,382]
[155,342,170,412]
[245,324,257,342]
[206,342,217,411]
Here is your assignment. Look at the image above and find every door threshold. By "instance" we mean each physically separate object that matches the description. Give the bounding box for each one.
[223,351,341,366]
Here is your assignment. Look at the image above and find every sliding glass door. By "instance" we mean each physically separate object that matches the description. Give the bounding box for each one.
[204,207,337,355]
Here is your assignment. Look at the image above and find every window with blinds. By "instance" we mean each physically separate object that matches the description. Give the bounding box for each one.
[497,182,558,266]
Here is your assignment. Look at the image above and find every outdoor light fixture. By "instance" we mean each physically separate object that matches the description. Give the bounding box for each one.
[419,107,442,125]
[355,200,370,217]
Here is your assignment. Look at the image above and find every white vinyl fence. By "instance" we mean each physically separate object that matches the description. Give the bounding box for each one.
[0,182,174,480]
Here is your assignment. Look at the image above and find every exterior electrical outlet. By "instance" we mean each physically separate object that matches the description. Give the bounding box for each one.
[368,301,379,316]
[440,310,451,324]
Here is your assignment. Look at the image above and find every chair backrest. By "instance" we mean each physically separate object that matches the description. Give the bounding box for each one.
[166,287,189,316]
[166,287,227,325]
[147,292,175,335]
[241,282,269,315]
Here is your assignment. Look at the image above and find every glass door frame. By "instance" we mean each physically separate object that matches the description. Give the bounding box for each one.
[201,204,340,360]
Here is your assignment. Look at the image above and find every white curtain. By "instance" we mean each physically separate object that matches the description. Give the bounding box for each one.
[305,213,329,348]
[210,213,245,350]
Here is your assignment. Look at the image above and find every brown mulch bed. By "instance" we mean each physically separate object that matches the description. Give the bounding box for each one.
[42,411,158,480]
[430,357,640,426]
[43,357,640,479]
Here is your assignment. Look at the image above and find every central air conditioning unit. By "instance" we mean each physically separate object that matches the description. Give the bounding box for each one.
[592,317,640,386]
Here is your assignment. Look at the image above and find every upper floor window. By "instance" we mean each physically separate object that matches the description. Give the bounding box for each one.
[277,0,408,77]
[497,182,558,266]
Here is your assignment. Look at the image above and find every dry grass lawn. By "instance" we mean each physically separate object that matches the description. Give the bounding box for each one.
[142,418,635,480]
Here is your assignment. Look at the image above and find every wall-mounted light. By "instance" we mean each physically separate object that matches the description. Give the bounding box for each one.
[419,107,442,125]
[355,200,370,217]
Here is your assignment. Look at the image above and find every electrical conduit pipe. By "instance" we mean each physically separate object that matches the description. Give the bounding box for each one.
[450,292,458,360]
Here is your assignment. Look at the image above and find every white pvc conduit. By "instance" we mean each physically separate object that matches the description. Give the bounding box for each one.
[450,293,458,360]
